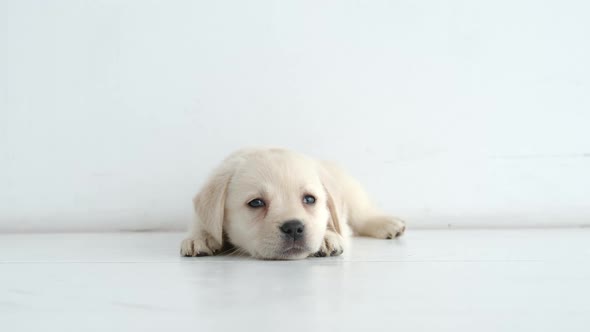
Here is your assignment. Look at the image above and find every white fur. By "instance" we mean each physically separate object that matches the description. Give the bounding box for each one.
[180,148,405,260]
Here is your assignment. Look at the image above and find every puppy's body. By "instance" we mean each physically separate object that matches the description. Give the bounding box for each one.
[181,148,405,260]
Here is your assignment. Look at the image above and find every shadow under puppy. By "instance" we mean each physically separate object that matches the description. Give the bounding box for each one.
[181,148,406,260]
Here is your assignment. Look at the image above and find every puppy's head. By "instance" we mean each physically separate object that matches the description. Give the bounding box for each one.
[193,149,342,260]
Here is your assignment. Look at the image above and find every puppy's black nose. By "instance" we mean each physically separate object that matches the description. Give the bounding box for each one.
[280,220,305,240]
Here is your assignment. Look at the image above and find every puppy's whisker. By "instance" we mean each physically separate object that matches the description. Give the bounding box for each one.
[235,248,248,257]
[218,246,240,256]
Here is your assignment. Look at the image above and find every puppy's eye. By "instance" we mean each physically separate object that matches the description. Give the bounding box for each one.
[247,198,266,208]
[303,195,316,205]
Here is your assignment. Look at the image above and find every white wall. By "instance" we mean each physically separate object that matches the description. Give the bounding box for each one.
[1,0,589,232]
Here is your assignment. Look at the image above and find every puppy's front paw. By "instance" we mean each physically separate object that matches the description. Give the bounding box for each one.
[362,216,406,239]
[311,231,344,257]
[180,233,221,257]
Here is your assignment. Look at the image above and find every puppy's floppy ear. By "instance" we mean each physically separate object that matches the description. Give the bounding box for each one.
[325,184,345,235]
[318,163,347,236]
[193,158,236,246]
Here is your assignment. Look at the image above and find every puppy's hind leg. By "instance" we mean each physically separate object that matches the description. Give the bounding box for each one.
[353,215,406,239]
[341,183,406,239]
[318,160,406,240]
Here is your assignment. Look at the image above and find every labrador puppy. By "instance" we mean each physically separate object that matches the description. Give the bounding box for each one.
[180,148,405,260]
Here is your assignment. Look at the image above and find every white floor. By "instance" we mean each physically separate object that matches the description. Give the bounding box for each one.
[1,229,589,332]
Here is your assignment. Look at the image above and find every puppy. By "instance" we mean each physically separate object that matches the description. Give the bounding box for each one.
[180,148,405,260]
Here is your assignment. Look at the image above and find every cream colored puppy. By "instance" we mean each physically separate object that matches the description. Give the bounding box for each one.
[180,148,405,260]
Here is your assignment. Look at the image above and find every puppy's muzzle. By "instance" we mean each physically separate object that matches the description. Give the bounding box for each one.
[280,220,305,241]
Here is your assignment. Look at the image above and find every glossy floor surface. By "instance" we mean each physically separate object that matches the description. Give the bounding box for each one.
[1,229,589,332]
